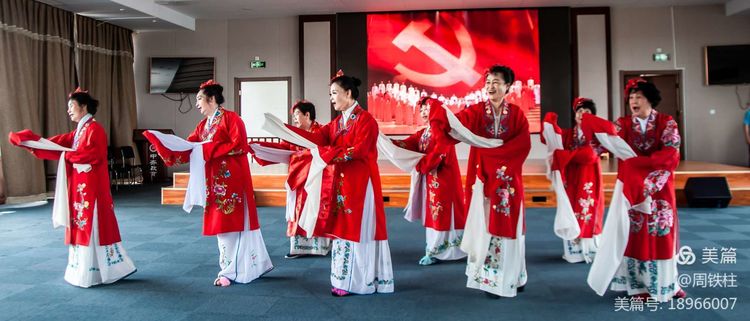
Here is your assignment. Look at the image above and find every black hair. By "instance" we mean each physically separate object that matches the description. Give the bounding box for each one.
[418,96,431,106]
[201,84,225,105]
[575,100,597,115]
[69,92,99,115]
[331,75,362,100]
[486,65,515,89]
[293,100,316,121]
[628,81,661,107]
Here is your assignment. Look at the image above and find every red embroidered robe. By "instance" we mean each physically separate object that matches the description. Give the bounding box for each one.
[393,126,466,231]
[252,121,333,238]
[615,110,681,261]
[285,106,388,242]
[145,108,260,236]
[553,125,605,238]
[431,100,531,238]
[9,119,122,246]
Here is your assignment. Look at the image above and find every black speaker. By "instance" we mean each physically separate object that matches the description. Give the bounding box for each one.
[684,177,732,208]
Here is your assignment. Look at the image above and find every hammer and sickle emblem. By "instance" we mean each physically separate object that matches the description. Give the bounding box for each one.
[392,13,482,87]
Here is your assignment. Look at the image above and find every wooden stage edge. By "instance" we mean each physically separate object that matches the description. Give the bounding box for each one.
[162,160,750,208]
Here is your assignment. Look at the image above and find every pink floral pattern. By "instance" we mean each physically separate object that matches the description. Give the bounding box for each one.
[628,209,645,233]
[643,170,670,197]
[72,183,89,230]
[628,200,674,237]
[474,237,503,287]
[493,166,515,216]
[661,119,681,148]
[576,182,595,223]
[211,160,241,214]
[334,172,352,215]
[427,171,443,222]
[648,200,674,236]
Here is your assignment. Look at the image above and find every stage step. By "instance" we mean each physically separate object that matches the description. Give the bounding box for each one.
[175,171,750,191]
[163,160,750,208]
[160,186,750,208]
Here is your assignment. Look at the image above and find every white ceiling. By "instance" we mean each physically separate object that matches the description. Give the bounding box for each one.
[155,0,727,19]
[38,0,738,31]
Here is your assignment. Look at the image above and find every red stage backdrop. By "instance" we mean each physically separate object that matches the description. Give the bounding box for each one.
[367,10,541,134]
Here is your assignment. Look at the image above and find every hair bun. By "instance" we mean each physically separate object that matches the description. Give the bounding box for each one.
[352,77,362,87]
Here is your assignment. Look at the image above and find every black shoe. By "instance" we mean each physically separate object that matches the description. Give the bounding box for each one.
[484,292,501,299]
[284,253,301,259]
[517,285,525,293]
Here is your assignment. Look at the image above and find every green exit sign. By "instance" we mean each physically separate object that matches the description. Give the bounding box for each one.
[250,60,266,69]
[652,53,670,62]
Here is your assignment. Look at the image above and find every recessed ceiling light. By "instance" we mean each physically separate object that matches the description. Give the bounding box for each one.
[119,8,125,11]
[152,19,157,23]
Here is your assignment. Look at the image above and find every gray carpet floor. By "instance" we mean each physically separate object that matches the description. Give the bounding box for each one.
[0,184,748,320]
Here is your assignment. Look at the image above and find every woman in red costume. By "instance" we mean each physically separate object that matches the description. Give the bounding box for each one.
[9,88,137,288]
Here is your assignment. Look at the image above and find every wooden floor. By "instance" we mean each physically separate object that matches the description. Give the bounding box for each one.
[162,159,750,207]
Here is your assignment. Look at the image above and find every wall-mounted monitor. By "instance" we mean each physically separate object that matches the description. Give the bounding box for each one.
[149,57,215,94]
[705,45,750,85]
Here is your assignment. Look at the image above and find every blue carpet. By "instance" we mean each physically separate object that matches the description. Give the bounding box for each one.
[0,185,748,320]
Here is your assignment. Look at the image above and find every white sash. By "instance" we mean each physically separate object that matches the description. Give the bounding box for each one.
[261,114,321,235]
[541,122,580,240]
[375,132,424,222]
[145,130,209,213]
[460,179,491,264]
[442,104,503,148]
[587,180,631,295]
[249,143,294,164]
[19,138,74,228]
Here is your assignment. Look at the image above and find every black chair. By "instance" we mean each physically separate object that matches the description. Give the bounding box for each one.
[119,146,143,185]
[107,146,120,188]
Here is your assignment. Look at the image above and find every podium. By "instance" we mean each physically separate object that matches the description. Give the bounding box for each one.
[133,129,174,183]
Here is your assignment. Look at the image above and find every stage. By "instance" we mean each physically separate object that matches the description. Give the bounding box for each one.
[162,159,750,207]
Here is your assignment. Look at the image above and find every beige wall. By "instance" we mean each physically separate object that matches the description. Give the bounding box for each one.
[303,21,333,123]
[611,5,750,166]
[577,14,609,121]
[226,17,300,115]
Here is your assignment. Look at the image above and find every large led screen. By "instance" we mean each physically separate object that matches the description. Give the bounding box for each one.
[367,10,541,134]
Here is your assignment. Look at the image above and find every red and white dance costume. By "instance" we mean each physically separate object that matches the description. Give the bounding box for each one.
[9,115,136,288]
[392,101,466,264]
[542,111,605,264]
[251,121,332,256]
[585,107,683,302]
[144,107,272,284]
[431,100,531,297]
[285,102,394,295]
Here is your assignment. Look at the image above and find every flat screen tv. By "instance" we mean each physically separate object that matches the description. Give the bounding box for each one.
[705,45,750,85]
[149,57,215,93]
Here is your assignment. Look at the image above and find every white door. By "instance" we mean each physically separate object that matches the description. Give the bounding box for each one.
[238,77,290,137]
